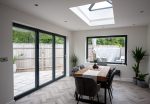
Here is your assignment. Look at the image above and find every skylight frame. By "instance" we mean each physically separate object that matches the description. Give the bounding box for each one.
[69,0,115,26]
[89,1,112,11]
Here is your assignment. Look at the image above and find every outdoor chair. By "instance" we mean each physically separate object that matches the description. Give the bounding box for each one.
[97,62,107,66]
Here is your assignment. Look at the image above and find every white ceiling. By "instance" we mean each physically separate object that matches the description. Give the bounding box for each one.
[0,0,150,31]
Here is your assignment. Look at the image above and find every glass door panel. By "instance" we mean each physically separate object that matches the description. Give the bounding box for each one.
[39,32,53,85]
[13,26,35,96]
[55,36,65,78]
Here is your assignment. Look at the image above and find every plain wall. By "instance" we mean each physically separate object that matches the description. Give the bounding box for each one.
[147,25,150,73]
[72,26,148,81]
[0,4,71,104]
[147,25,150,87]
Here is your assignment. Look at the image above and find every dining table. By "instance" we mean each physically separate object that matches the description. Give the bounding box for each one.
[73,65,111,104]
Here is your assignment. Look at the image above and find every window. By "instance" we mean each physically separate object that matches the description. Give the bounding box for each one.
[86,35,127,64]
[69,0,114,26]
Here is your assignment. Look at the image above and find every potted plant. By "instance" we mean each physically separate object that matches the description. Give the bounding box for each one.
[132,47,146,84]
[70,54,78,67]
[137,73,149,88]
[13,56,17,72]
[132,64,139,84]
[13,53,23,72]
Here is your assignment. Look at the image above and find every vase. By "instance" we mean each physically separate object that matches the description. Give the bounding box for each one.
[93,63,98,69]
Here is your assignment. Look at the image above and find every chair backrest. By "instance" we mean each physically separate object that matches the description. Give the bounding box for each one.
[107,67,116,77]
[107,69,116,87]
[79,64,85,69]
[72,66,80,75]
[75,77,98,97]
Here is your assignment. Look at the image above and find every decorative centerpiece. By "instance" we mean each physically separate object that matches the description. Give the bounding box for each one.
[93,59,99,69]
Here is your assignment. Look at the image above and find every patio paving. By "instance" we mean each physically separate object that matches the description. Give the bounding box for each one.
[14,70,63,96]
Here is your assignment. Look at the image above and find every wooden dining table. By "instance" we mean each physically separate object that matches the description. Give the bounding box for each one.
[73,65,111,104]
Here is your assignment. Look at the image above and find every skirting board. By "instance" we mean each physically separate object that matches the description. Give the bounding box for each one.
[6,100,15,104]
[114,77,133,82]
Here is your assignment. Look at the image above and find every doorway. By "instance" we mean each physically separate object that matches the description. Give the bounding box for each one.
[13,23,66,99]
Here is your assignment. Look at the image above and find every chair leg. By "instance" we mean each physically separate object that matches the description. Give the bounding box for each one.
[74,91,78,100]
[97,94,99,102]
[108,89,112,104]
[77,95,81,104]
[109,88,113,98]
[89,97,94,104]
[111,85,113,91]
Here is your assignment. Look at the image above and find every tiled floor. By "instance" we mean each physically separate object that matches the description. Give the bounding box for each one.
[14,70,63,96]
[15,77,150,104]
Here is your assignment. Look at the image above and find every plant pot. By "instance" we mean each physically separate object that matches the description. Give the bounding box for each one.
[133,77,137,85]
[137,80,148,88]
[13,64,16,73]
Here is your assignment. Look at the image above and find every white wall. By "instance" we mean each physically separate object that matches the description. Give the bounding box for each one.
[147,25,150,73]
[72,26,148,81]
[0,4,71,104]
[147,25,150,87]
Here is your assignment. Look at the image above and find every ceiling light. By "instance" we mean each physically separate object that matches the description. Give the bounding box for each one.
[140,10,144,13]
[64,21,68,22]
[34,4,39,6]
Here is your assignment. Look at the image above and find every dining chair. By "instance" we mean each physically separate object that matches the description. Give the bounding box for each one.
[71,66,80,76]
[75,77,100,104]
[79,64,85,69]
[97,69,116,104]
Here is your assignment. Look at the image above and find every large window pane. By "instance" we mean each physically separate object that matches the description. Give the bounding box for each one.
[13,27,35,96]
[55,36,65,78]
[87,36,127,64]
[39,32,53,85]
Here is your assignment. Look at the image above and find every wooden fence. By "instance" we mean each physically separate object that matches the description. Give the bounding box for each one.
[13,43,64,72]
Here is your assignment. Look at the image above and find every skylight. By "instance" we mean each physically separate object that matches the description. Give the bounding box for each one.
[69,0,115,26]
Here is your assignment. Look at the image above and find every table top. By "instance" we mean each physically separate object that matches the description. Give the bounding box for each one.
[74,65,110,81]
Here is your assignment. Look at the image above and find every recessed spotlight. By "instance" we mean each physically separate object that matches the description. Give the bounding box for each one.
[34,4,39,6]
[140,10,144,13]
[132,24,136,26]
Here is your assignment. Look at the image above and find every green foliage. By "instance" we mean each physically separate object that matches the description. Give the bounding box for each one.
[132,47,146,78]
[132,47,146,63]
[13,30,35,43]
[55,36,64,44]
[138,73,149,81]
[70,54,78,67]
[88,37,125,47]
[13,28,64,44]
[40,33,52,43]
